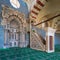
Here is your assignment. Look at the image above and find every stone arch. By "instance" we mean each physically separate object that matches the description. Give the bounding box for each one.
[7,15,23,32]
[3,14,26,48]
[47,21,51,27]
[52,16,60,29]
[45,22,48,27]
[41,19,48,28]
[1,5,26,48]
[7,15,23,24]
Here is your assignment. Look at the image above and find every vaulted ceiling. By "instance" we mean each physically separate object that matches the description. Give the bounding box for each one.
[29,0,60,33]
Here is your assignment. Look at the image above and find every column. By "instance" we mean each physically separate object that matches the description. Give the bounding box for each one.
[20,32,25,47]
[4,29,8,48]
[13,29,16,40]
[46,27,56,53]
[19,23,26,47]
[14,32,15,41]
[19,26,25,47]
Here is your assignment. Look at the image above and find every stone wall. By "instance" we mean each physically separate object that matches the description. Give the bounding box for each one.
[1,5,27,48]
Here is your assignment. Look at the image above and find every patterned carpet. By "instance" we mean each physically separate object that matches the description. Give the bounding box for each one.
[0,45,60,60]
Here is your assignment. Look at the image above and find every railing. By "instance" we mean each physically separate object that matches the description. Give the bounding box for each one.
[35,31,46,45]
[30,31,46,51]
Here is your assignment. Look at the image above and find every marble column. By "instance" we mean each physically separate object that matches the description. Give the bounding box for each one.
[20,32,25,47]
[46,27,56,53]
[4,29,8,48]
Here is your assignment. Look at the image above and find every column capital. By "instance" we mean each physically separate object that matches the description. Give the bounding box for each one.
[46,27,56,36]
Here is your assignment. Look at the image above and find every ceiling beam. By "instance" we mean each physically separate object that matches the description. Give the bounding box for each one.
[34,14,60,26]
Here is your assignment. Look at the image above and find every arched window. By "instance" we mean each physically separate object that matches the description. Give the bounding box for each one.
[10,0,20,8]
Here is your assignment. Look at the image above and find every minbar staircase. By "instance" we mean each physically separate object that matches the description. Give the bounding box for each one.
[30,31,46,51]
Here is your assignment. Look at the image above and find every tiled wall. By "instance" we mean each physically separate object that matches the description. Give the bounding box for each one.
[0,0,28,18]
[0,25,4,48]
[55,33,60,45]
